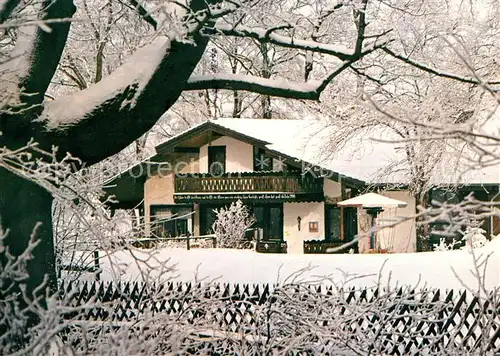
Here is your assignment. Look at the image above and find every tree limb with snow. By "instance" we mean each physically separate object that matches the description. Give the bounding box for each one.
[0,0,400,304]
[2,0,500,350]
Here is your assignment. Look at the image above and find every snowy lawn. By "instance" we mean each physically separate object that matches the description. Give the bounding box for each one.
[92,237,500,291]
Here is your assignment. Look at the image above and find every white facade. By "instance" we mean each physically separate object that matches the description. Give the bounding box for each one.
[199,136,253,173]
[284,202,325,254]
[324,178,342,200]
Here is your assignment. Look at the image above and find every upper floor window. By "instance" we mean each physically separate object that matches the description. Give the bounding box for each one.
[208,146,226,176]
[253,147,283,172]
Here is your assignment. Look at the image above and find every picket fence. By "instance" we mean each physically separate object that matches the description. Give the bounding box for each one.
[58,280,500,355]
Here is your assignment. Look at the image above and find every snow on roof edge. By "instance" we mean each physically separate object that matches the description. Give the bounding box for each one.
[154,120,211,153]
[109,118,499,189]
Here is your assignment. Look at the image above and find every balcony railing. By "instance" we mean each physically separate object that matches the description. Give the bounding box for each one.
[174,171,323,195]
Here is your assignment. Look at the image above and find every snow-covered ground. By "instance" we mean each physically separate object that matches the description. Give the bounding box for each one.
[83,237,500,291]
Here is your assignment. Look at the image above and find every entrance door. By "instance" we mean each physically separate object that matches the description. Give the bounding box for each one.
[343,207,358,241]
[325,205,341,241]
[269,206,283,239]
[200,203,219,235]
[251,204,283,241]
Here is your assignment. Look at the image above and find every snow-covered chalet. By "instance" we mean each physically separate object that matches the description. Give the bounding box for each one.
[104,118,500,254]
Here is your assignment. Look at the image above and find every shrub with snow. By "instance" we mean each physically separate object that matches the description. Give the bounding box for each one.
[461,225,488,250]
[433,238,459,252]
[212,200,256,249]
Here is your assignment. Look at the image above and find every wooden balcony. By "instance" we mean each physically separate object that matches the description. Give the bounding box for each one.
[174,172,323,202]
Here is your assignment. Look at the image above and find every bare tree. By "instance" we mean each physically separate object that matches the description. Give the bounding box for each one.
[2,1,500,354]
[277,0,500,249]
[0,0,388,302]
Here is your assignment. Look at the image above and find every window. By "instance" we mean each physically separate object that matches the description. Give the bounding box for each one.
[429,189,459,245]
[150,205,193,238]
[253,146,288,172]
[200,204,219,235]
[253,147,274,171]
[459,190,491,237]
[208,146,226,176]
[272,157,284,172]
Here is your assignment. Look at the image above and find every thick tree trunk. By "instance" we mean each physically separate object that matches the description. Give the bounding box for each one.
[0,168,56,294]
[259,43,272,119]
[232,90,242,117]
[414,189,431,252]
[0,168,56,348]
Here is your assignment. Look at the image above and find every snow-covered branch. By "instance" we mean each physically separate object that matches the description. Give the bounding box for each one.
[186,60,357,100]
[0,0,19,23]
[186,73,326,100]
[125,0,157,30]
[211,23,389,61]
[40,34,208,165]
[383,47,500,88]
[0,0,76,107]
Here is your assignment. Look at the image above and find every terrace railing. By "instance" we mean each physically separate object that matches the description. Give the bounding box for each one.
[255,240,287,253]
[303,239,358,254]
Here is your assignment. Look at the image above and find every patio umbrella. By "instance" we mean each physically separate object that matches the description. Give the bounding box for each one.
[338,193,407,250]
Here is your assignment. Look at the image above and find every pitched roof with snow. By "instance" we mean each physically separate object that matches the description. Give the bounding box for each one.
[104,118,499,207]
[202,118,499,185]
[209,118,395,183]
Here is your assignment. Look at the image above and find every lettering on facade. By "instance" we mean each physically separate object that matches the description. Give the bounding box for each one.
[174,193,297,201]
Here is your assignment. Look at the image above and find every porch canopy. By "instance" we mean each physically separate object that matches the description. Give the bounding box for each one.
[338,192,407,250]
[337,192,407,209]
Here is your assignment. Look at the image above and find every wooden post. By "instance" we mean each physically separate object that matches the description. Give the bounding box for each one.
[282,169,287,192]
[186,236,190,250]
[340,206,344,241]
[366,208,382,250]
[255,228,260,252]
[370,214,376,250]
[212,236,217,248]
